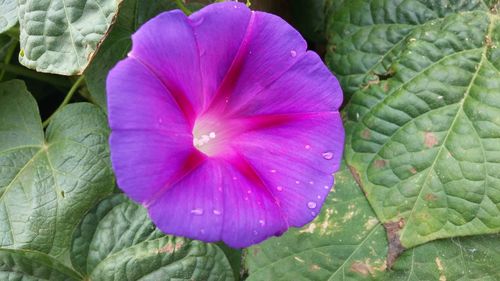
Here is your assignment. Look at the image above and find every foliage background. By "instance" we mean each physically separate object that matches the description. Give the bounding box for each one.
[0,0,499,280]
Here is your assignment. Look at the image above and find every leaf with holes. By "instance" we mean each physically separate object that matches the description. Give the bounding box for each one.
[0,80,113,258]
[0,0,17,33]
[17,0,122,75]
[338,0,500,260]
[244,163,500,280]
[71,194,235,281]
[325,0,495,98]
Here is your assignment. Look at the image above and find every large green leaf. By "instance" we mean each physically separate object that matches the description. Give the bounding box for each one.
[244,164,500,280]
[329,0,500,255]
[71,194,235,281]
[85,0,177,111]
[17,0,122,75]
[325,0,494,98]
[0,80,113,258]
[0,248,82,280]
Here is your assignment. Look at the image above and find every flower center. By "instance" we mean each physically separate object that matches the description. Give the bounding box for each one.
[192,114,231,157]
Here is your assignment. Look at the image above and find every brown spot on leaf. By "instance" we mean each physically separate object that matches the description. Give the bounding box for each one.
[382,81,390,92]
[425,193,437,201]
[435,257,447,281]
[252,246,261,256]
[424,132,438,148]
[409,167,417,174]
[374,159,387,168]
[310,264,321,272]
[158,241,184,254]
[350,259,387,277]
[384,219,406,268]
[348,165,369,198]
[361,129,371,139]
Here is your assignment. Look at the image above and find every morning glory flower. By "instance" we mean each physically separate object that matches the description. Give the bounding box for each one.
[107,2,344,248]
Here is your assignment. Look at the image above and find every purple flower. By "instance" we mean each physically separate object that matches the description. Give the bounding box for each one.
[107,2,344,248]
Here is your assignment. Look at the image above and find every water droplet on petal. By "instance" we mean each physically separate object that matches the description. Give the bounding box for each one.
[317,195,321,199]
[244,196,249,201]
[277,186,283,191]
[213,209,222,215]
[270,169,276,173]
[191,208,204,215]
[295,181,300,184]
[209,132,216,138]
[309,181,314,185]
[247,190,252,194]
[200,228,206,234]
[307,201,317,209]
[311,211,316,216]
[324,185,330,189]
[290,50,297,57]
[233,176,238,180]
[258,219,265,226]
[322,152,334,160]
[253,230,258,235]
[305,145,311,150]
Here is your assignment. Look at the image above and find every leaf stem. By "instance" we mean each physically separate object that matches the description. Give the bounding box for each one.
[42,75,86,128]
[175,0,192,15]
[0,63,69,88]
[0,41,18,81]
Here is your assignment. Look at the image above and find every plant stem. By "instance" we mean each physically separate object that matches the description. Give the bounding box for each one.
[0,63,69,88]
[0,41,18,81]
[42,75,86,128]
[175,0,192,15]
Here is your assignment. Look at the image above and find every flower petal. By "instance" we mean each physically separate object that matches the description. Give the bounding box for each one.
[128,10,202,123]
[206,9,308,114]
[188,2,251,106]
[232,112,344,227]
[107,58,190,133]
[230,52,343,116]
[147,158,287,248]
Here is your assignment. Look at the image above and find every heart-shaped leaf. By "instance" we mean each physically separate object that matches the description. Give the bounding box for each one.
[71,194,235,280]
[326,0,500,257]
[244,163,500,280]
[17,0,122,75]
[0,80,113,258]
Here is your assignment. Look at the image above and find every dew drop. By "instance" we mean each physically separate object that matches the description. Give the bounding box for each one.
[200,228,206,234]
[324,185,330,189]
[307,201,317,209]
[253,230,259,235]
[305,145,311,150]
[276,186,283,191]
[290,50,297,57]
[233,176,238,180]
[213,209,222,215]
[270,169,276,173]
[244,196,249,201]
[295,180,300,184]
[311,211,316,216]
[322,152,334,160]
[190,208,204,215]
[309,181,314,185]
[209,132,216,138]
[158,118,163,124]
[258,219,265,226]
[317,195,321,199]
[247,190,252,194]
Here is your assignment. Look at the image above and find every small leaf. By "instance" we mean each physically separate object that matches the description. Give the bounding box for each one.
[17,0,123,75]
[0,248,82,280]
[71,194,235,281]
[244,163,500,280]
[0,0,17,34]
[330,0,500,251]
[0,80,114,258]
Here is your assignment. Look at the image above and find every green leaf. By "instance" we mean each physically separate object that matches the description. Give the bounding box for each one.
[17,0,123,75]
[85,0,177,111]
[325,0,493,98]
[338,1,500,253]
[244,163,388,280]
[0,0,17,34]
[0,248,82,280]
[71,194,235,281]
[244,163,500,280]
[0,80,114,258]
